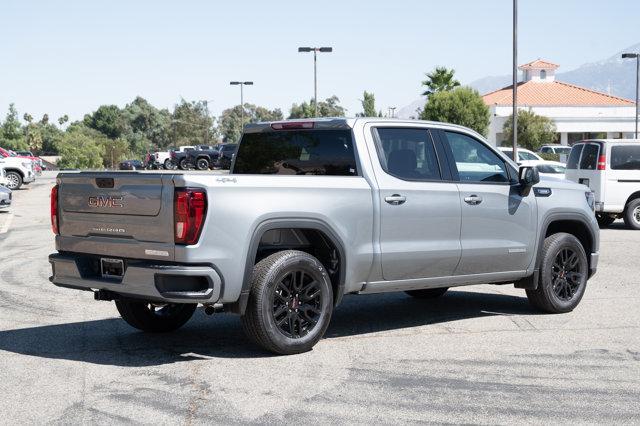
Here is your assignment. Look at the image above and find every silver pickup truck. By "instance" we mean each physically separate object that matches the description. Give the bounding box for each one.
[49,118,599,354]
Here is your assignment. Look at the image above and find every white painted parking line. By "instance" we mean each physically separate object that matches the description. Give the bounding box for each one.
[0,212,14,234]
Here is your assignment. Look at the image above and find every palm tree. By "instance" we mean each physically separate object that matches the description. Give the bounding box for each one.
[421,67,460,97]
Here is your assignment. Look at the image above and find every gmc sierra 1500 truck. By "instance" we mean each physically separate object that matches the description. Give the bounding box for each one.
[49,118,599,354]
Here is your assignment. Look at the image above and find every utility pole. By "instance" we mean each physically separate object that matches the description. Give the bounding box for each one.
[622,53,639,138]
[230,81,253,128]
[298,47,333,117]
[512,0,518,161]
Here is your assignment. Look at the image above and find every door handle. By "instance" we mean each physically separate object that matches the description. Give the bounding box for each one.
[464,195,483,205]
[385,194,406,205]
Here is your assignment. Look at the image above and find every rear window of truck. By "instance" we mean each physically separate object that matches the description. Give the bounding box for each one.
[232,130,358,176]
[611,145,640,170]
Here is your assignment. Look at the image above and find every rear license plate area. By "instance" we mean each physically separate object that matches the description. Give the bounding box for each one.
[579,178,590,187]
[101,258,125,279]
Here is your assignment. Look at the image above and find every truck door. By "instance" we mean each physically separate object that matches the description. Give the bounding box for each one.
[438,130,537,275]
[366,125,462,281]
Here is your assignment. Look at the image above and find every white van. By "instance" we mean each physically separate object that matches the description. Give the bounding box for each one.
[565,140,640,229]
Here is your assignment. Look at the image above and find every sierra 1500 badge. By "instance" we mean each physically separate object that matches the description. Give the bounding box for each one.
[88,195,124,208]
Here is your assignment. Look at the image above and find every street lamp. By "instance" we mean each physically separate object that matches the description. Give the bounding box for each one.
[298,47,333,117]
[622,53,639,138]
[512,0,518,161]
[230,81,253,126]
[388,107,396,118]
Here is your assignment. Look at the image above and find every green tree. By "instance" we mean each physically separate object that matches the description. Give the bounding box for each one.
[57,127,105,169]
[289,96,346,119]
[58,115,69,126]
[502,109,557,151]
[357,91,382,117]
[170,99,216,147]
[420,87,490,136]
[421,67,461,97]
[121,96,172,150]
[83,105,125,139]
[218,104,283,143]
[0,104,27,150]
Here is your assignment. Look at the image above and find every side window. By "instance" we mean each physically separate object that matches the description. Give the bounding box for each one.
[579,144,600,170]
[374,128,442,181]
[566,144,583,169]
[443,131,510,183]
[611,145,640,170]
[541,147,551,153]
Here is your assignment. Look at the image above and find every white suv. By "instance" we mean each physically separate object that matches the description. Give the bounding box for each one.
[565,140,640,229]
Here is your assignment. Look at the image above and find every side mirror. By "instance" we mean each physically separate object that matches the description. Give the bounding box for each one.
[519,166,540,190]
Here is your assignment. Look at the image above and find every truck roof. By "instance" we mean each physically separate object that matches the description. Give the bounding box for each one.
[243,117,483,136]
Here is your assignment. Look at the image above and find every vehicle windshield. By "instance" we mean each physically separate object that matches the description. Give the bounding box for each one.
[233,129,357,176]
[536,164,566,174]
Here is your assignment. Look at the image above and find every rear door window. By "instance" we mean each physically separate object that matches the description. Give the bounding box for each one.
[579,144,600,170]
[611,145,640,170]
[373,128,442,181]
[233,130,357,175]
[567,144,584,169]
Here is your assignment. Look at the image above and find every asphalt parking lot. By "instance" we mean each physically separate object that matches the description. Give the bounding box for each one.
[1,172,639,424]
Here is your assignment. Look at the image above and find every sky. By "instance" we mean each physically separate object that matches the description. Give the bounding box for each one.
[1,0,639,123]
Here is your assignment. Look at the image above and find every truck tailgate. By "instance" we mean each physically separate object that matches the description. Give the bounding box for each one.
[56,172,177,260]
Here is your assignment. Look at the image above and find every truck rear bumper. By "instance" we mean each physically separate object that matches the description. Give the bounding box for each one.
[49,253,222,304]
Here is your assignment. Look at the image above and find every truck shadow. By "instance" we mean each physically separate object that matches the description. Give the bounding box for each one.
[0,290,537,366]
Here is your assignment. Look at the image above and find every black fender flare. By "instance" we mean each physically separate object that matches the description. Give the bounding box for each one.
[535,211,596,270]
[232,218,347,315]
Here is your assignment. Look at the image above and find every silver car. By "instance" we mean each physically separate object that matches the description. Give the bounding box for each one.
[0,185,11,210]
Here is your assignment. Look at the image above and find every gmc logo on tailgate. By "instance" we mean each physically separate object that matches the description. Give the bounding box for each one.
[88,195,124,208]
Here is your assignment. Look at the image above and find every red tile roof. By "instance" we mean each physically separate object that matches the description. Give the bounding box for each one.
[518,59,559,70]
[482,81,635,106]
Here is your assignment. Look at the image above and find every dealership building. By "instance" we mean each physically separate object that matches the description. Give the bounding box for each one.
[482,59,637,147]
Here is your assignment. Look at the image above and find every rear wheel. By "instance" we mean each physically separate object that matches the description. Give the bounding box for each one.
[196,158,210,170]
[596,213,616,228]
[623,199,640,230]
[163,159,173,170]
[405,287,448,299]
[5,171,22,190]
[115,300,197,332]
[179,158,190,170]
[241,250,333,355]
[526,233,588,313]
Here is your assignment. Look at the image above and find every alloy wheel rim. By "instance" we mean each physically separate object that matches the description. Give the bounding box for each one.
[633,206,640,225]
[7,175,18,189]
[551,248,584,301]
[272,270,323,339]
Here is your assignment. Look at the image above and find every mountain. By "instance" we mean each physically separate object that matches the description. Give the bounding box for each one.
[397,42,639,118]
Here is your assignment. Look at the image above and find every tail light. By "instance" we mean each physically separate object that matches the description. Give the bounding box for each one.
[51,185,59,235]
[174,188,207,245]
[270,121,315,130]
[597,155,606,170]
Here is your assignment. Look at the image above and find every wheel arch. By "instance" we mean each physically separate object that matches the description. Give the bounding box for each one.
[232,218,347,315]
[4,168,24,178]
[624,191,640,209]
[536,213,595,272]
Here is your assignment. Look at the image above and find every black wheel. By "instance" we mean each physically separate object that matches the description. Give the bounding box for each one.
[5,171,22,190]
[623,199,640,230]
[196,158,210,170]
[596,213,616,228]
[115,300,197,332]
[526,233,588,313]
[241,250,333,355]
[179,158,190,170]
[405,287,448,299]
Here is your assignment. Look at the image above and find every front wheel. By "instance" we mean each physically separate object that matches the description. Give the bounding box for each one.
[241,250,333,355]
[179,159,190,170]
[526,232,588,313]
[196,158,210,170]
[623,199,640,230]
[115,300,197,332]
[5,171,22,190]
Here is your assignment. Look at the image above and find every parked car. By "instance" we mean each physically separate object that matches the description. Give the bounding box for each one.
[0,185,12,210]
[170,146,197,170]
[147,150,173,169]
[527,161,567,177]
[565,139,640,229]
[214,143,238,169]
[187,145,220,170]
[498,147,544,162]
[119,160,143,170]
[49,118,599,355]
[0,162,7,187]
[0,147,42,174]
[0,152,36,190]
[539,145,572,155]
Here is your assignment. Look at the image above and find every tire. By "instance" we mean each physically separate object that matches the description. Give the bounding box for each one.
[115,300,197,332]
[5,171,22,190]
[163,159,172,170]
[241,250,333,355]
[623,198,640,230]
[196,157,210,170]
[596,213,616,228]
[405,287,448,299]
[526,232,588,313]
[179,159,190,170]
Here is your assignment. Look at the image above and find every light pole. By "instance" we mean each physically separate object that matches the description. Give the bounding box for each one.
[388,107,396,118]
[512,0,518,161]
[298,47,333,117]
[230,81,253,126]
[622,53,639,138]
